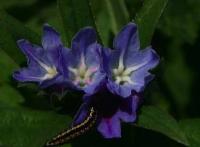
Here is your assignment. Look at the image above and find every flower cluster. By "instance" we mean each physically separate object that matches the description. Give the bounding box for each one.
[13,22,159,138]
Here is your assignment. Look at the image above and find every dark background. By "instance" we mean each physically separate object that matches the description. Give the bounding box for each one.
[0,0,199,146]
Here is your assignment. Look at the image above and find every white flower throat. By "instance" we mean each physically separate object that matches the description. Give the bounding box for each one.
[113,57,134,85]
[39,61,58,80]
[112,52,146,85]
[30,53,58,80]
[68,55,98,87]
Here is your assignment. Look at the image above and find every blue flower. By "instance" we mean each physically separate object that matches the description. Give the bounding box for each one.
[61,27,106,94]
[97,94,139,138]
[13,24,65,87]
[72,87,140,138]
[71,22,159,138]
[13,22,159,140]
[103,22,159,98]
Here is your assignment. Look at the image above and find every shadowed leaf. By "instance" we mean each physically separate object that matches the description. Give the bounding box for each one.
[135,0,168,48]
[137,106,189,146]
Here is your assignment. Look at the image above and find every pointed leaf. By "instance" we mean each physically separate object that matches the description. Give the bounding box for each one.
[58,0,101,46]
[89,0,129,46]
[0,85,72,147]
[0,10,39,64]
[0,50,18,83]
[135,0,168,48]
[136,106,189,146]
[180,119,200,147]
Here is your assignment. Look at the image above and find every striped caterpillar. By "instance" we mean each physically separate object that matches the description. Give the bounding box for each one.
[45,107,97,147]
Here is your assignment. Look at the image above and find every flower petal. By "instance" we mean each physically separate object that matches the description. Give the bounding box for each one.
[71,27,97,56]
[97,95,139,138]
[113,22,140,53]
[129,48,159,92]
[13,67,45,82]
[64,42,106,94]
[119,95,139,122]
[108,50,121,70]
[106,79,133,98]
[14,39,61,85]
[83,43,106,94]
[17,39,50,65]
[83,71,106,94]
[71,102,90,126]
[98,115,121,138]
[39,74,65,88]
[42,24,62,66]
[13,25,65,88]
[59,47,71,77]
[125,47,159,69]
[130,68,155,92]
[101,47,111,74]
[42,24,62,51]
[14,40,49,82]
[85,43,101,67]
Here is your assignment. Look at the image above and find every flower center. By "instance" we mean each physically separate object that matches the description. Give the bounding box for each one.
[113,67,133,85]
[39,62,58,80]
[112,59,134,85]
[68,56,98,87]
[42,66,58,80]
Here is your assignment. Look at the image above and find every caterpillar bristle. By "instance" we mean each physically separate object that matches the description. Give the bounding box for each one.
[44,107,97,147]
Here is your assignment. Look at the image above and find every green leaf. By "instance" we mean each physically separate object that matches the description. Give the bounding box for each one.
[0,10,39,64]
[0,85,23,108]
[89,0,129,46]
[0,10,39,42]
[180,119,200,147]
[0,0,37,9]
[136,106,189,146]
[164,45,193,115]
[0,85,72,147]
[0,109,71,147]
[58,0,99,46]
[0,50,18,83]
[97,0,129,35]
[27,4,66,40]
[104,0,129,34]
[158,0,200,44]
[0,22,23,64]
[135,0,168,48]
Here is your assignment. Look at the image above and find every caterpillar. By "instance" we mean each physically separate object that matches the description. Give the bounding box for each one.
[44,107,97,147]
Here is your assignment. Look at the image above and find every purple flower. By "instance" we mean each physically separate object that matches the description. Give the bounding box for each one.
[72,86,140,138]
[97,94,139,138]
[103,23,159,98]
[61,27,106,94]
[13,22,159,140]
[71,22,159,138]
[13,24,65,87]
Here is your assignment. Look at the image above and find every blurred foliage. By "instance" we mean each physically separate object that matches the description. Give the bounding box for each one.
[154,0,200,117]
[180,119,200,147]
[137,106,188,145]
[0,0,200,147]
[135,0,168,48]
